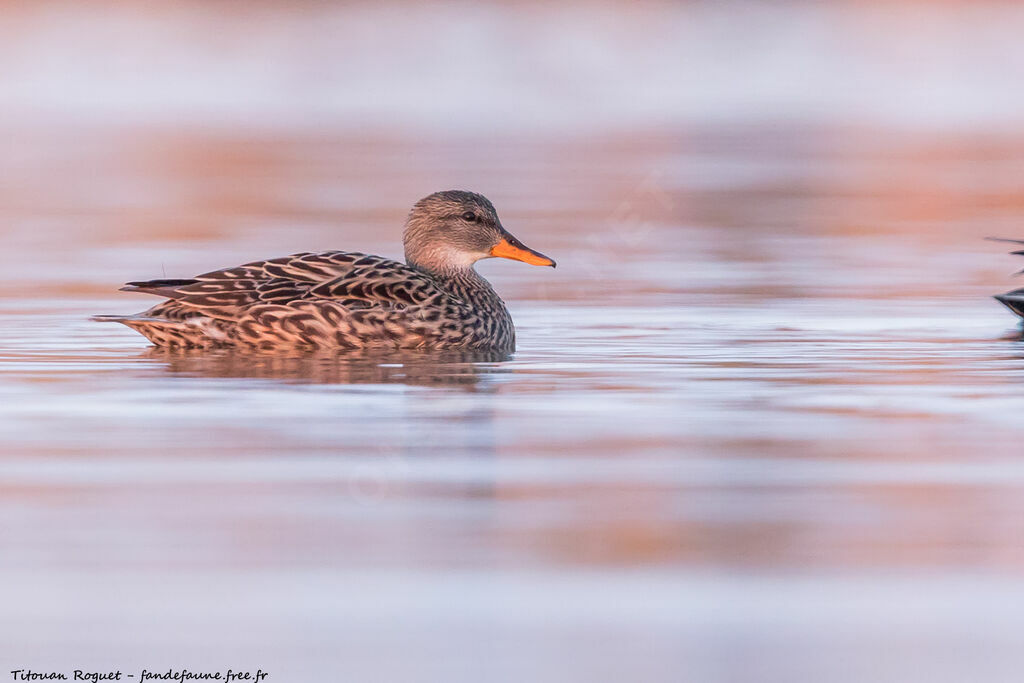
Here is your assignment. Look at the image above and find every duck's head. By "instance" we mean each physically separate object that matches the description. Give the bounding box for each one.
[403,190,555,273]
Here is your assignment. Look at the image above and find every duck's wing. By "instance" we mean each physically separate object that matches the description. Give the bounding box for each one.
[121,251,457,320]
[111,250,483,348]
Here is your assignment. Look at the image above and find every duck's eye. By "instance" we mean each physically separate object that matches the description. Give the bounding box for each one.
[461,211,478,222]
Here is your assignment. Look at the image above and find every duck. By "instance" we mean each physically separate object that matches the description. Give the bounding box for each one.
[992,237,1024,319]
[95,190,555,352]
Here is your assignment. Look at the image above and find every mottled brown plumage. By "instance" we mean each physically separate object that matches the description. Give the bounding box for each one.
[96,191,555,352]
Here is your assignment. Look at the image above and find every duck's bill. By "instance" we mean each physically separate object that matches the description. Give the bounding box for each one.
[490,236,556,267]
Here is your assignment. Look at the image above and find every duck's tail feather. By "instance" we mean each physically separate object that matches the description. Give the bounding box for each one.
[91,314,225,348]
[988,237,1024,267]
[991,239,1024,319]
[995,289,1024,319]
[119,279,198,298]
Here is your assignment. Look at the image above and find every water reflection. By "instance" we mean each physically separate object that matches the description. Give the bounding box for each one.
[144,347,513,388]
[10,0,1024,679]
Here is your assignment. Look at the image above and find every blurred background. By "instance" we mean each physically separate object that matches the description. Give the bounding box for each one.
[3,1,1024,682]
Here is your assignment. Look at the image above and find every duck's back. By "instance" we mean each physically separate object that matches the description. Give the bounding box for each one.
[98,250,514,351]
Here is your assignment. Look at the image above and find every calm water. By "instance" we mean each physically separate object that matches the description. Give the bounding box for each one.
[3,125,1024,682]
[5,2,1024,682]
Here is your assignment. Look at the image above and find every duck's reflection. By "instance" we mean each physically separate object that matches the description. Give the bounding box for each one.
[143,347,512,389]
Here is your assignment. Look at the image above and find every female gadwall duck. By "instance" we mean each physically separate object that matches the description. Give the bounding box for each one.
[97,191,555,352]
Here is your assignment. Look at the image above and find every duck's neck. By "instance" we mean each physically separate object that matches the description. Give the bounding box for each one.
[411,262,516,351]
[421,264,502,307]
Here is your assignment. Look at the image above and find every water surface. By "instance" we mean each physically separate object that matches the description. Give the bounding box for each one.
[3,124,1024,682]
[5,2,1024,678]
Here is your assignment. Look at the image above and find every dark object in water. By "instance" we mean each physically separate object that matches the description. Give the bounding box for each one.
[991,238,1024,319]
[996,288,1024,319]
